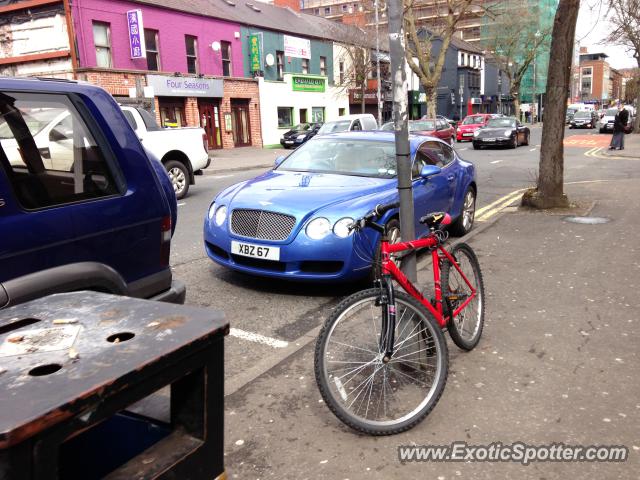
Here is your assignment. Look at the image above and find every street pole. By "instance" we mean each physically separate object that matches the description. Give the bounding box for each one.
[375,0,382,127]
[387,0,416,282]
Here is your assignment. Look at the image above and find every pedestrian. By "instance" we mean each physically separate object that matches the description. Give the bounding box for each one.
[609,104,629,150]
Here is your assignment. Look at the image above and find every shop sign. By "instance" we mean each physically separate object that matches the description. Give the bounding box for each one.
[147,75,223,98]
[349,89,392,104]
[292,76,325,92]
[409,91,426,104]
[127,10,146,59]
[471,97,482,104]
[249,34,262,72]
[284,35,311,59]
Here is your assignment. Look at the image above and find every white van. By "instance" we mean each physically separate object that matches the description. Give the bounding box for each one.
[317,114,378,135]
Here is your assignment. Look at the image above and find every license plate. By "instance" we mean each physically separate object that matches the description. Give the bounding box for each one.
[484,138,496,142]
[463,133,473,137]
[285,140,294,144]
[231,241,280,261]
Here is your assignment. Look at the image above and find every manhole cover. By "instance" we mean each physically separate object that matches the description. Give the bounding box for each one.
[563,216,611,225]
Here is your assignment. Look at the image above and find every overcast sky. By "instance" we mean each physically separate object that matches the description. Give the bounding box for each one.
[575,0,637,69]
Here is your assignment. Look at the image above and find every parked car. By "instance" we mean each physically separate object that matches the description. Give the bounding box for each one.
[379,119,454,144]
[0,77,185,309]
[565,108,578,124]
[317,114,378,134]
[280,122,322,149]
[119,106,209,199]
[436,114,458,129]
[456,114,496,142]
[410,118,455,144]
[569,110,598,129]
[472,117,530,149]
[203,131,476,282]
[598,108,618,133]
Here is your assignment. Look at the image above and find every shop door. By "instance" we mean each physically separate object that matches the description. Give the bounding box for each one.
[200,101,222,149]
[230,100,251,147]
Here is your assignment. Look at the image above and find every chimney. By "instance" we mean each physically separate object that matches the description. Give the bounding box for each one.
[579,46,588,54]
[274,0,300,11]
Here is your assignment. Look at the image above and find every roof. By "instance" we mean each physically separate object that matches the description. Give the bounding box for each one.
[132,0,370,45]
[449,35,483,54]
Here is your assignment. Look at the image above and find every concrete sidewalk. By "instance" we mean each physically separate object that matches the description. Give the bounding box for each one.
[224,178,640,479]
[204,146,288,175]
[600,132,640,159]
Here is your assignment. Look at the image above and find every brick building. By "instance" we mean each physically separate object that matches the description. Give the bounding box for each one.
[577,47,619,106]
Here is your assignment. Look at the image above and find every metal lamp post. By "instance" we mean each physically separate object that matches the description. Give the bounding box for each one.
[374,0,382,127]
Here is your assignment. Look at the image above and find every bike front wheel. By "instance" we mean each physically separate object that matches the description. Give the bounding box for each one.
[314,288,448,436]
[442,242,485,351]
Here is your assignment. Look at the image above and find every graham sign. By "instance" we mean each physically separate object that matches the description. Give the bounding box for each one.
[147,75,223,97]
[292,76,325,92]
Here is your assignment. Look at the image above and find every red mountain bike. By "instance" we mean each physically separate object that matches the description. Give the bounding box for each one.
[314,201,485,435]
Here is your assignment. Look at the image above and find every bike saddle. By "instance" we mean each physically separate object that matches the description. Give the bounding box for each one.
[419,212,452,229]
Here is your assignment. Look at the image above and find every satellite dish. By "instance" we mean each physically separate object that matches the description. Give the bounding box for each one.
[211,41,221,52]
[265,53,275,67]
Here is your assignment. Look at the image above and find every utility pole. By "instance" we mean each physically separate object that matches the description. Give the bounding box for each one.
[387,0,416,281]
[374,0,382,127]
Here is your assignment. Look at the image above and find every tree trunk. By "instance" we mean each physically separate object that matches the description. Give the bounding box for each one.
[361,83,366,114]
[426,88,437,118]
[523,0,579,209]
[512,86,521,121]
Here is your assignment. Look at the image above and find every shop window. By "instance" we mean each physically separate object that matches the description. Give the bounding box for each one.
[185,35,198,74]
[92,22,112,68]
[312,107,324,123]
[0,91,120,209]
[324,6,331,14]
[159,99,186,128]
[145,29,160,71]
[320,56,327,76]
[278,107,293,128]
[221,41,232,77]
[276,50,284,80]
[299,108,308,123]
[302,58,309,74]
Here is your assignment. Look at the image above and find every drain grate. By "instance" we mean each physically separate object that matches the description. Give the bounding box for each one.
[563,216,611,225]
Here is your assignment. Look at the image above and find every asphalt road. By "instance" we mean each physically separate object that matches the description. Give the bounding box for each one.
[168,126,638,393]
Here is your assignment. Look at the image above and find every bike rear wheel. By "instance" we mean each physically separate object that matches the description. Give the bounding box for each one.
[314,288,448,435]
[442,242,485,351]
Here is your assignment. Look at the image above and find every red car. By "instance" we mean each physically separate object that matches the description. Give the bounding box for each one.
[409,118,455,144]
[456,114,497,142]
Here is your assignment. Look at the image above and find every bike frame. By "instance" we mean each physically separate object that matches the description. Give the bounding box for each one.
[380,235,477,329]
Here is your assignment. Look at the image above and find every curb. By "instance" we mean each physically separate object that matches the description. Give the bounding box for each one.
[202,163,273,176]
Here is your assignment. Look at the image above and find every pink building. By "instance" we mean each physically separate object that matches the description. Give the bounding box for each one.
[71,0,261,149]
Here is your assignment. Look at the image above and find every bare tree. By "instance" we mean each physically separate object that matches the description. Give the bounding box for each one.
[481,1,552,119]
[522,0,580,209]
[403,0,483,117]
[605,0,640,132]
[623,71,640,103]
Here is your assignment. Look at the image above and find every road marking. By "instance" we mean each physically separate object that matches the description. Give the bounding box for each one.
[229,328,289,349]
[584,147,636,161]
[475,189,525,222]
[210,174,235,179]
[177,202,186,207]
[529,148,537,152]
[490,160,502,164]
[563,134,611,148]
[459,147,468,151]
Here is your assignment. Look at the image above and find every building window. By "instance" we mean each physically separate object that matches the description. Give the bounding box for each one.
[342,4,348,11]
[314,8,319,14]
[312,107,324,122]
[324,6,331,14]
[320,56,327,76]
[278,107,293,128]
[302,58,309,74]
[582,67,592,76]
[159,98,186,128]
[185,35,198,74]
[276,50,284,80]
[92,22,112,68]
[299,108,308,123]
[145,29,160,71]
[339,61,344,84]
[338,107,346,116]
[221,41,232,77]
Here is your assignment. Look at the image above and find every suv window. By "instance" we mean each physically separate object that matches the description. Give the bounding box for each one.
[0,92,120,210]
[351,120,362,131]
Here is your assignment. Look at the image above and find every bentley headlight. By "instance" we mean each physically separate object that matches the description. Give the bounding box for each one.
[333,217,354,238]
[214,205,227,226]
[504,129,513,136]
[306,218,331,240]
[208,202,216,220]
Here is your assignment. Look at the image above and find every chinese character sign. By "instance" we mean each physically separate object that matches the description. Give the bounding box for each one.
[249,34,262,72]
[127,9,146,59]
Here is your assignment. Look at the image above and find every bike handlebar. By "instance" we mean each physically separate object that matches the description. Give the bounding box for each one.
[351,201,400,231]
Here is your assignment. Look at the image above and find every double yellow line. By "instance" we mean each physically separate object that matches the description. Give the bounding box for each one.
[475,188,526,222]
[585,146,635,161]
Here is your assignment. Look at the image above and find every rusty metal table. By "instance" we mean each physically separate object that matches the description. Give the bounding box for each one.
[0,292,228,480]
